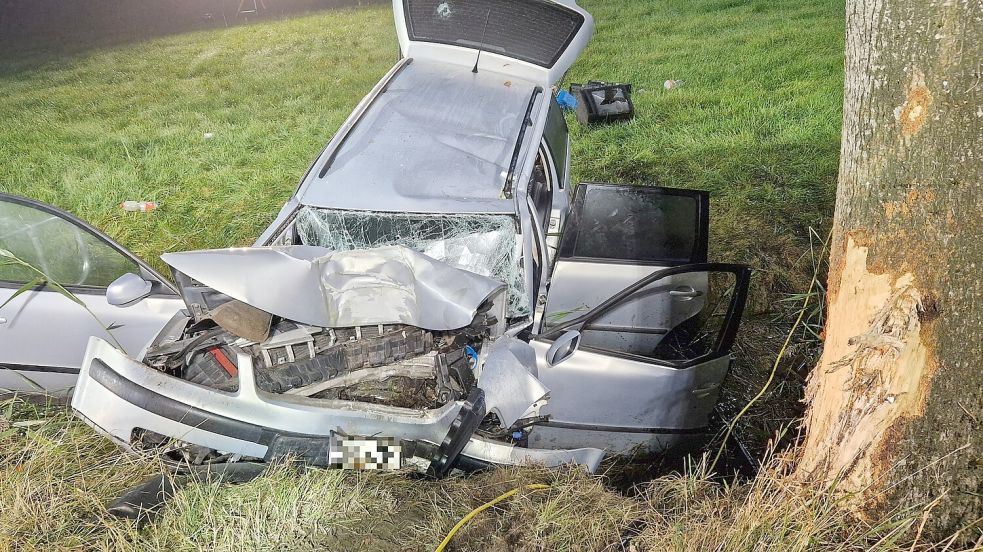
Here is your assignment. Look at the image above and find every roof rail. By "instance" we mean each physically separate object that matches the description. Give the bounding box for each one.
[316,57,414,179]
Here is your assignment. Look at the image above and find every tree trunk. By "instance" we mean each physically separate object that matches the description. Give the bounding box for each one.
[796,0,982,539]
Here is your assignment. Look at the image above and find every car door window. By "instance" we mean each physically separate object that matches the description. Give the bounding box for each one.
[541,183,711,338]
[0,199,139,289]
[528,148,553,231]
[543,95,568,189]
[402,0,586,68]
[558,184,709,266]
[544,264,750,366]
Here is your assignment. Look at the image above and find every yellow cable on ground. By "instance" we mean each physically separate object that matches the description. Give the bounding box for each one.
[709,228,832,472]
[435,483,550,552]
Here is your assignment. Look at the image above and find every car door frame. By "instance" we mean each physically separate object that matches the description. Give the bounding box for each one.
[536,262,752,367]
[0,193,183,394]
[0,193,178,297]
[533,182,712,337]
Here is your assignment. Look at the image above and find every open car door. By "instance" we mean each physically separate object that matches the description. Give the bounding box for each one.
[527,183,751,455]
[0,194,185,397]
[393,0,594,85]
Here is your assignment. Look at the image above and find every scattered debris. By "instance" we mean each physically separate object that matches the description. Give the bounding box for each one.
[556,89,578,111]
[120,201,158,212]
[569,81,635,125]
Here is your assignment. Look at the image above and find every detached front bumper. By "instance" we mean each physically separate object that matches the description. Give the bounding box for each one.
[72,337,603,473]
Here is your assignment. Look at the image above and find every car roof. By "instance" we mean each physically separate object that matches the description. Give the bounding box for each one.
[295,59,541,215]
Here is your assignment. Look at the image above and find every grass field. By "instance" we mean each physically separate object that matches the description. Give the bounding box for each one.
[0,0,843,290]
[0,0,920,549]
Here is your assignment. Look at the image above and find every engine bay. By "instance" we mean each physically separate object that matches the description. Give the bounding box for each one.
[142,299,499,411]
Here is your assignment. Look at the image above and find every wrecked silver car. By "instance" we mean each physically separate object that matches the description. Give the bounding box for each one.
[0,0,750,475]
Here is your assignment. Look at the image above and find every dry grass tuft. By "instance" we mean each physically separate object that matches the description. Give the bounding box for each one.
[105,465,404,551]
[0,398,968,551]
[631,454,934,551]
[421,466,644,551]
[0,399,160,551]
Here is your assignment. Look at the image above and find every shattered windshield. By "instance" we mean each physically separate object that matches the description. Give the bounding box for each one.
[295,207,529,317]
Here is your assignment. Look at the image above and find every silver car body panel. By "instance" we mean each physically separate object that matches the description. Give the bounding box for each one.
[0,370,76,397]
[541,260,708,353]
[0,193,186,396]
[74,338,464,457]
[162,245,506,330]
[0,292,181,394]
[462,436,603,471]
[476,337,549,428]
[296,59,539,215]
[526,340,730,452]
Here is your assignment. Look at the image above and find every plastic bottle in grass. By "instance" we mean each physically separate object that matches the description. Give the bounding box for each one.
[120,201,158,212]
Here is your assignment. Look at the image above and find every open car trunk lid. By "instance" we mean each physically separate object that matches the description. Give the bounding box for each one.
[392,0,594,85]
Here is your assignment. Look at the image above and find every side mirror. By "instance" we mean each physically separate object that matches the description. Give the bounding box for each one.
[545,330,581,367]
[107,273,152,307]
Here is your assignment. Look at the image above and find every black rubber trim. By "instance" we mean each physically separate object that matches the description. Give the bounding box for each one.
[454,454,494,474]
[503,86,544,199]
[88,359,328,447]
[539,420,710,435]
[580,324,668,335]
[0,363,80,375]
[0,280,177,299]
[428,387,486,478]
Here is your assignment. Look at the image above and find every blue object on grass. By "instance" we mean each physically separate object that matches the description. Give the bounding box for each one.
[556,89,577,111]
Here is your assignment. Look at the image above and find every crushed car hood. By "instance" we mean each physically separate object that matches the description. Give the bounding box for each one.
[161,245,506,331]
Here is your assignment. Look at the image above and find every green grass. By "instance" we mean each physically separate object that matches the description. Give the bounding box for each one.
[0,0,870,549]
[0,0,843,302]
[565,0,843,307]
[0,6,399,262]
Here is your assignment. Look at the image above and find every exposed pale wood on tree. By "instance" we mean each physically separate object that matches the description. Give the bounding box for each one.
[797,0,982,539]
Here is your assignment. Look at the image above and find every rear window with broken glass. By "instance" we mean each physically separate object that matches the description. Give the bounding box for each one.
[404,0,585,67]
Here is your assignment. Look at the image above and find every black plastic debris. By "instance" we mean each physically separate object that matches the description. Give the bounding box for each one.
[106,462,267,527]
[569,81,635,125]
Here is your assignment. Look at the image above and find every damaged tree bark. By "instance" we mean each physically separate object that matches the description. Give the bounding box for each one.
[797,0,982,539]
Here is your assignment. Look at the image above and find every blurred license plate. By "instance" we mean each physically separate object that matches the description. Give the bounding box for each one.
[329,434,402,470]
